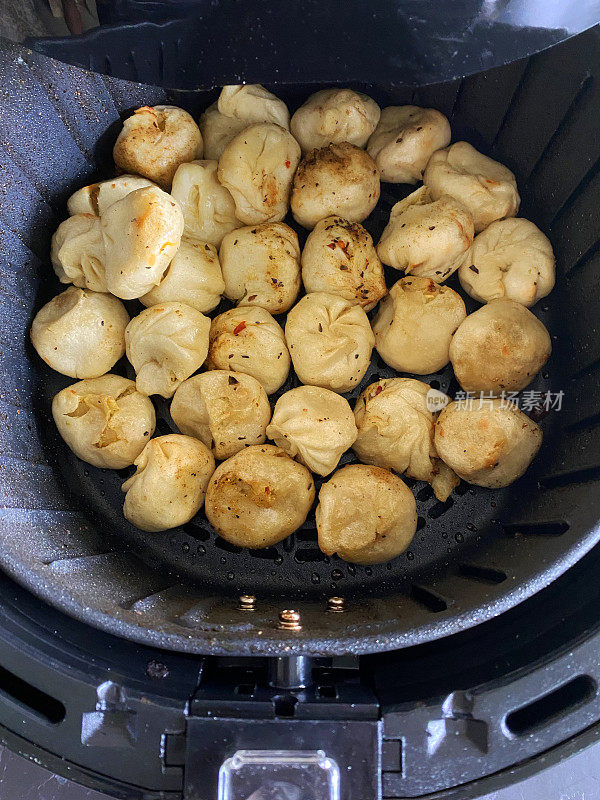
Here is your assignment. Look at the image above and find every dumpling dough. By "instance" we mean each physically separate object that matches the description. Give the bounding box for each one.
[205,445,315,548]
[67,175,155,217]
[377,186,474,282]
[301,216,387,311]
[372,277,466,374]
[458,218,555,307]
[353,378,458,501]
[290,89,380,153]
[122,434,215,532]
[218,123,301,225]
[424,142,520,232]
[206,306,290,395]
[220,222,301,313]
[51,214,107,292]
[52,375,155,469]
[171,160,241,247]
[367,106,451,184]
[285,293,374,393]
[291,143,380,229]
[31,287,128,379]
[140,239,224,313]
[113,105,203,190]
[199,102,248,161]
[218,84,290,129]
[434,400,542,488]
[449,299,551,394]
[101,185,184,300]
[171,370,271,460]
[266,386,357,476]
[316,465,417,564]
[125,302,210,398]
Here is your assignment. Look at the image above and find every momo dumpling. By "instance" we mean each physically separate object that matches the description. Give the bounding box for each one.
[220,222,301,313]
[424,142,520,232]
[205,445,315,548]
[290,89,380,152]
[52,375,155,469]
[125,302,210,398]
[372,276,466,374]
[285,292,374,393]
[140,239,224,313]
[218,84,290,129]
[113,105,203,190]
[30,287,128,379]
[171,370,271,460]
[51,214,107,292]
[217,123,301,225]
[450,299,551,394]
[67,175,156,217]
[266,386,357,476]
[301,216,387,310]
[122,434,215,531]
[435,400,542,488]
[459,218,555,307]
[206,306,290,395]
[198,102,248,161]
[316,465,417,564]
[377,186,474,282]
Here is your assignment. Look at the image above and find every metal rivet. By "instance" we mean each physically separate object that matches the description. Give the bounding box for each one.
[327,597,345,613]
[278,609,302,631]
[238,594,256,612]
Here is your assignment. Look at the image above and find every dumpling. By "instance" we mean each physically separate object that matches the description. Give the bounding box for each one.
[217,123,301,225]
[285,293,374,393]
[125,302,211,398]
[140,239,224,313]
[171,370,271,460]
[52,375,155,469]
[377,186,474,283]
[266,386,357,476]
[291,143,380,230]
[458,218,555,307]
[51,214,107,292]
[290,89,380,153]
[301,216,387,310]
[353,378,458,501]
[316,465,417,564]
[170,160,241,247]
[366,106,451,184]
[122,434,215,532]
[449,299,551,394]
[205,445,315,548]
[220,222,301,314]
[434,400,542,488]
[206,306,290,395]
[424,142,520,232]
[217,84,290,129]
[113,105,203,190]
[198,102,248,161]
[101,185,184,300]
[67,175,155,217]
[30,287,128,379]
[372,277,466,374]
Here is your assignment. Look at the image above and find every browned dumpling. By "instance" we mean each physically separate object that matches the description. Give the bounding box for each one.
[51,214,107,293]
[67,175,156,217]
[218,84,290,129]
[290,88,380,152]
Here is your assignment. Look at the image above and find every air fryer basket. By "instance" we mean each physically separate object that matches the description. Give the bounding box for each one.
[1,29,599,656]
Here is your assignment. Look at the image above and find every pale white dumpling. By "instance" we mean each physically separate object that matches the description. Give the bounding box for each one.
[218,84,290,129]
[171,370,271,460]
[372,277,466,374]
[199,102,248,161]
[266,386,357,476]
[206,306,290,395]
[218,123,301,225]
[458,218,555,307]
[122,434,215,532]
[377,186,474,282]
[435,400,542,488]
[52,375,155,469]
[31,287,128,379]
[367,106,451,184]
[67,175,155,216]
[285,292,374,393]
[301,216,387,310]
[316,465,417,564]
[51,214,107,292]
[424,142,520,232]
[220,222,301,313]
[113,105,203,190]
[125,302,210,398]
[290,88,380,153]
[205,445,315,548]
[140,239,224,313]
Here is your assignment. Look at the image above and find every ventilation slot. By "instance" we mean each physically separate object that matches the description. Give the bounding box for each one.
[458,564,507,584]
[182,523,210,542]
[539,466,600,489]
[0,664,65,724]
[214,537,243,554]
[428,497,454,519]
[505,675,595,736]
[248,547,279,560]
[410,585,448,613]
[294,548,325,563]
[503,521,569,536]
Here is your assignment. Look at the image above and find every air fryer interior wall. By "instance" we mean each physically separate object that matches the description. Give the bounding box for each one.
[0,29,599,656]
